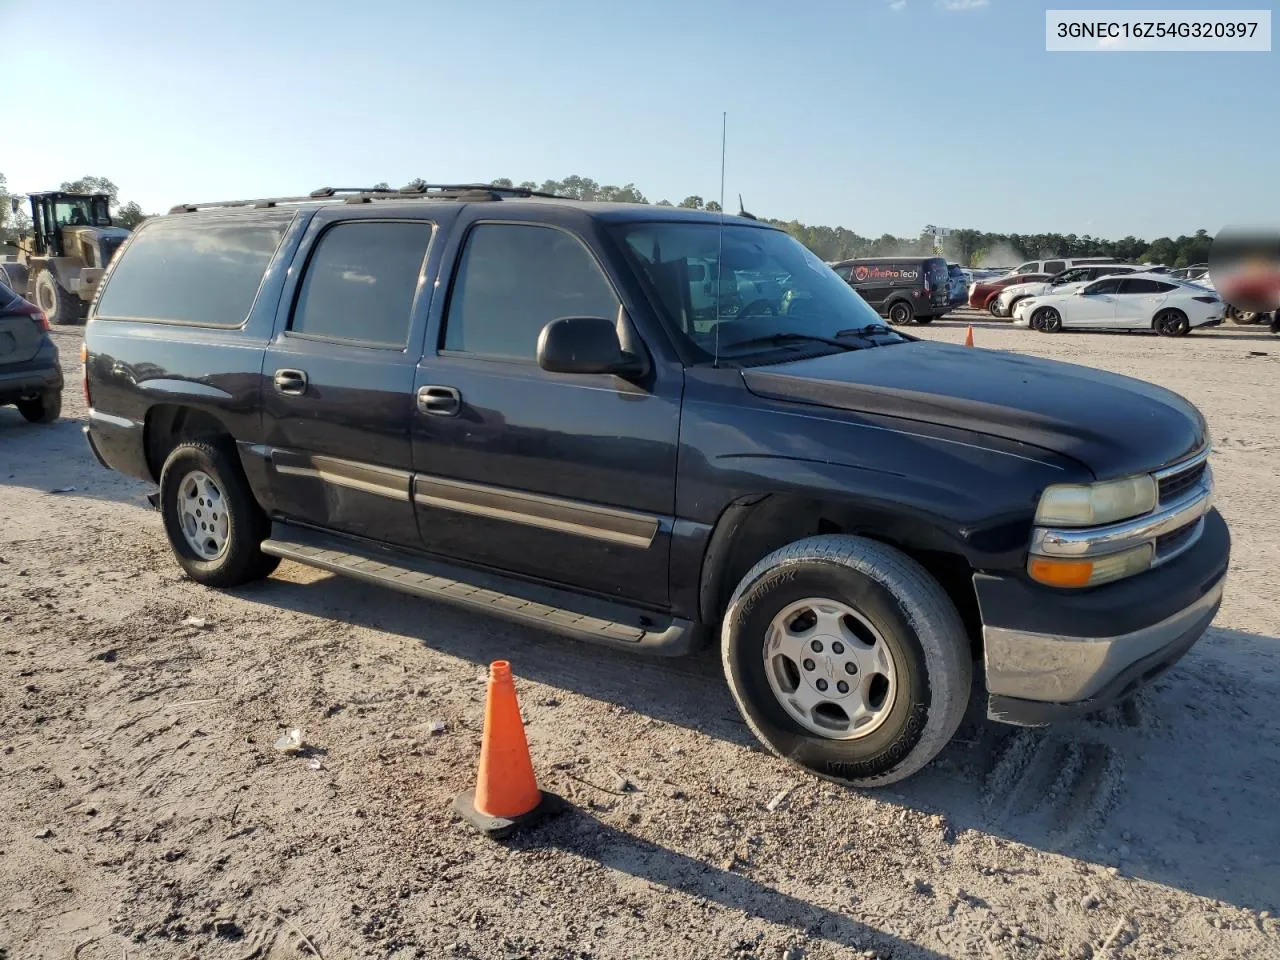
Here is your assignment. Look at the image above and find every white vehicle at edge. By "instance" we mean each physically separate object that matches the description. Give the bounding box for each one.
[1011,272,1225,337]
[993,264,1141,317]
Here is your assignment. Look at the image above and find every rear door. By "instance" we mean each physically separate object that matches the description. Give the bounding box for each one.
[0,285,43,370]
[1114,277,1171,329]
[409,211,681,608]
[1066,276,1123,328]
[259,207,450,548]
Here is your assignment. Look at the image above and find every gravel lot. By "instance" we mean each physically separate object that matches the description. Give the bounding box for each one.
[2,319,1278,960]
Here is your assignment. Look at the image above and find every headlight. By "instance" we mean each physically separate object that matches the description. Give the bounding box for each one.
[1034,475,1157,527]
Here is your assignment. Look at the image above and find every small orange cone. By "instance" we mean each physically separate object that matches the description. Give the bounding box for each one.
[964,324,975,347]
[453,661,564,838]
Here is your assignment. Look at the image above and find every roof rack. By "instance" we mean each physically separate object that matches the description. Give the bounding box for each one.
[168,183,572,214]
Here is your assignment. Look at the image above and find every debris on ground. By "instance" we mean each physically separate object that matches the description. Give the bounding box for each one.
[273,728,304,753]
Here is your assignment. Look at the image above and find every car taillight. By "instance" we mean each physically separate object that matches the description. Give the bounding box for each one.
[1192,295,1219,304]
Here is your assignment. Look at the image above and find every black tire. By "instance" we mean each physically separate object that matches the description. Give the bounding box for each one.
[1225,304,1258,325]
[159,440,279,587]
[1034,307,1062,333]
[33,271,81,326]
[1154,308,1190,337]
[720,535,972,787]
[16,390,62,424]
[886,301,914,326]
[987,297,1005,318]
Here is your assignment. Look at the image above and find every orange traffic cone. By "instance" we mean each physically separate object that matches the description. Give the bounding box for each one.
[453,661,564,838]
[964,324,975,347]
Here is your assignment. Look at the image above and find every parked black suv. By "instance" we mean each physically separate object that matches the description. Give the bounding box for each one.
[83,185,1229,786]
[0,276,63,423]
[829,256,952,325]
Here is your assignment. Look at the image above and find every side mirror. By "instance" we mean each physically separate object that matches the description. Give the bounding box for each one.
[536,317,647,377]
[1076,287,1088,295]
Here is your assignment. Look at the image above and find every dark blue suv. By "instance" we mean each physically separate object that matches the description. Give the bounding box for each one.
[81,185,1229,787]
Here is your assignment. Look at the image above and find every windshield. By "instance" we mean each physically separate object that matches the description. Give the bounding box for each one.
[52,198,111,228]
[613,221,887,360]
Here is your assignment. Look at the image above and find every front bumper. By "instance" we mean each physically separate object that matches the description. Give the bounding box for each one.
[976,507,1230,726]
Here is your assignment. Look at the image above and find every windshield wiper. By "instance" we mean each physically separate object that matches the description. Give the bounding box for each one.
[836,324,897,338]
[720,332,862,354]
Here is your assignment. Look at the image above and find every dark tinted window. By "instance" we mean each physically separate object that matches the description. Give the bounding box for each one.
[444,224,619,360]
[1083,277,1124,295]
[1042,260,1066,275]
[1118,278,1170,295]
[96,215,289,325]
[290,221,432,348]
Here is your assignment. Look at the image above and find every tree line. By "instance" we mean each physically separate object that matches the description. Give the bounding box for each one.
[0,170,1218,269]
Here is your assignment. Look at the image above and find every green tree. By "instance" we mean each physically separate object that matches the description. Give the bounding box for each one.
[371,181,390,190]
[705,200,722,213]
[678,195,704,209]
[655,199,673,206]
[60,176,120,205]
[490,177,514,188]
[114,201,148,229]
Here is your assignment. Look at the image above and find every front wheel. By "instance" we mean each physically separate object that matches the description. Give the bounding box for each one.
[1034,307,1062,333]
[721,535,972,787]
[159,440,280,587]
[887,301,914,326]
[987,298,1005,318]
[1155,308,1190,337]
[33,271,80,326]
[17,390,61,423]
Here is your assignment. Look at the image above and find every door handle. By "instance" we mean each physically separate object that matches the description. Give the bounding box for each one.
[417,385,461,417]
[273,368,308,395]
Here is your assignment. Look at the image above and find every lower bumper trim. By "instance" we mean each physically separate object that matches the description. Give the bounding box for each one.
[987,594,1216,726]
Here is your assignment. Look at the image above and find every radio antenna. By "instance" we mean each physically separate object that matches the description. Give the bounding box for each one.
[713,111,727,368]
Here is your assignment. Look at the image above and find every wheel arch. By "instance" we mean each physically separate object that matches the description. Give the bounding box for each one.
[144,404,237,482]
[698,493,982,654]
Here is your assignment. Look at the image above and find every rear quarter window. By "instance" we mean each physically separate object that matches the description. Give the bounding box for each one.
[95,214,291,325]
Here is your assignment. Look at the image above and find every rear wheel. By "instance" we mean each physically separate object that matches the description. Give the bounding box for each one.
[33,271,80,326]
[159,440,279,587]
[721,535,972,787]
[1034,307,1062,332]
[887,301,914,326]
[16,390,61,423]
[1226,304,1258,325]
[1155,308,1190,337]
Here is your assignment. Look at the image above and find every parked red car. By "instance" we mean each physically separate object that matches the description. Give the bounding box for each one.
[968,273,1053,314]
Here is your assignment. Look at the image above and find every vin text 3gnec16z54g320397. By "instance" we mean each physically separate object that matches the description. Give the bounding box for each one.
[81,184,1229,786]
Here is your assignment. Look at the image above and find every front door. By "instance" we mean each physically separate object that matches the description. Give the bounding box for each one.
[410,216,682,609]
[260,212,439,548]
[1067,276,1122,328]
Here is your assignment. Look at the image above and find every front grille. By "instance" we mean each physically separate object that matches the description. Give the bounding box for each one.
[1156,519,1200,558]
[1158,460,1206,504]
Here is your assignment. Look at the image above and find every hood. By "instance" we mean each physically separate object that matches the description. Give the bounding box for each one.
[742,342,1205,479]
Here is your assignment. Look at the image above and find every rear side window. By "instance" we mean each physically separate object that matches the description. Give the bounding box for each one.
[443,223,619,360]
[1119,278,1167,294]
[289,221,432,348]
[95,216,289,325]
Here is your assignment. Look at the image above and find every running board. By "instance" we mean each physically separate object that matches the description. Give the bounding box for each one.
[259,523,702,656]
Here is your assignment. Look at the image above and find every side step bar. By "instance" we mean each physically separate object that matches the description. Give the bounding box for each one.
[259,523,703,656]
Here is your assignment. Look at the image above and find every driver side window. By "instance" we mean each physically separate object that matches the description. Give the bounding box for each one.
[443,223,620,361]
[1083,277,1123,295]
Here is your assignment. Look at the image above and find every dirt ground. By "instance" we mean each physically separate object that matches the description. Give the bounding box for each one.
[1,319,1278,960]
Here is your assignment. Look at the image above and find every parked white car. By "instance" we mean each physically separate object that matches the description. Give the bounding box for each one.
[993,264,1141,317]
[1011,272,1224,336]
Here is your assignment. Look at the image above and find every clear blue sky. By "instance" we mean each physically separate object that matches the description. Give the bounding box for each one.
[3,0,1276,239]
